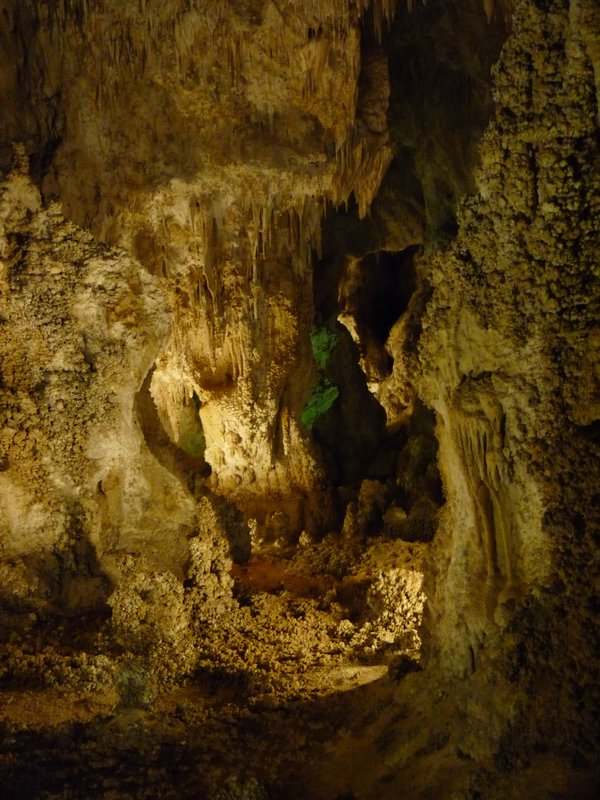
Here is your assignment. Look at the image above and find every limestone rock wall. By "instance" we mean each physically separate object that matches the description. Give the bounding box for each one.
[0,0,598,773]
[416,0,599,762]
[0,0,598,794]
[0,156,195,613]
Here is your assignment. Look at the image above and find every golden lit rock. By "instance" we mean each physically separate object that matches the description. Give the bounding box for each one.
[0,0,598,797]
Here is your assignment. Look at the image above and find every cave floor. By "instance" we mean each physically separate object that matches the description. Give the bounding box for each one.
[0,537,595,800]
[0,663,476,800]
[0,534,445,799]
[0,535,407,797]
[1,663,591,800]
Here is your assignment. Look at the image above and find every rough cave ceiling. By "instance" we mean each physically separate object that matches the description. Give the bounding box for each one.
[0,0,599,798]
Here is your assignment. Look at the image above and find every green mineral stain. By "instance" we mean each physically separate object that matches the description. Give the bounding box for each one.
[309,326,338,371]
[301,326,340,429]
[301,377,339,430]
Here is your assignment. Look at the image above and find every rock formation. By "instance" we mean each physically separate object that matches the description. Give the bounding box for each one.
[0,0,598,798]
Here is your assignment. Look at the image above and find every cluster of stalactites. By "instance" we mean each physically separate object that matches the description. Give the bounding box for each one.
[147,188,323,396]
[16,0,397,80]
[185,190,324,287]
[333,133,393,218]
[364,0,398,41]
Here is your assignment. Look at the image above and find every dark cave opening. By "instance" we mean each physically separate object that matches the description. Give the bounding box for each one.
[336,243,419,383]
[310,216,442,542]
[349,247,418,346]
[303,0,510,538]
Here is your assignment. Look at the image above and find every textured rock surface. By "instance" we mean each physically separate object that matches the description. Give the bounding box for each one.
[1,0,398,532]
[0,0,598,798]
[0,158,195,613]
[416,0,600,771]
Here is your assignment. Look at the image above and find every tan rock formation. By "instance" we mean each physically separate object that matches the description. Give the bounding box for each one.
[0,0,598,797]
[417,0,599,765]
[1,0,396,533]
[0,156,195,612]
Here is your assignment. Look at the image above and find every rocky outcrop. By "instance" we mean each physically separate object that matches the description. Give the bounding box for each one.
[0,157,195,612]
[0,0,512,551]
[417,0,599,767]
[0,0,399,536]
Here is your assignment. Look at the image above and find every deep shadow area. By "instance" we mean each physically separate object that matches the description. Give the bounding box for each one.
[0,673,405,800]
[2,662,597,800]
[348,248,418,346]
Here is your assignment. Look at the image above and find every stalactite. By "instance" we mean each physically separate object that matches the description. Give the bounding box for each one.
[369,0,398,42]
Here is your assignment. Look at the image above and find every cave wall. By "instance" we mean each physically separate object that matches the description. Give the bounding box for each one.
[417,0,599,764]
[0,156,196,612]
[0,0,404,574]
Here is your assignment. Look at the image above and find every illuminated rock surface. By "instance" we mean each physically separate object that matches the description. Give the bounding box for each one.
[0,0,598,798]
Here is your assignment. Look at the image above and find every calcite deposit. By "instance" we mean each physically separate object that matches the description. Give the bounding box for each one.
[413,2,599,784]
[0,0,598,798]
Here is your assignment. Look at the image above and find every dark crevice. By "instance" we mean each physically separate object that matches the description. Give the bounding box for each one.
[338,245,419,350]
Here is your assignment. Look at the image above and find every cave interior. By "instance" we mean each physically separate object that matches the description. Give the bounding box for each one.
[0,0,598,798]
